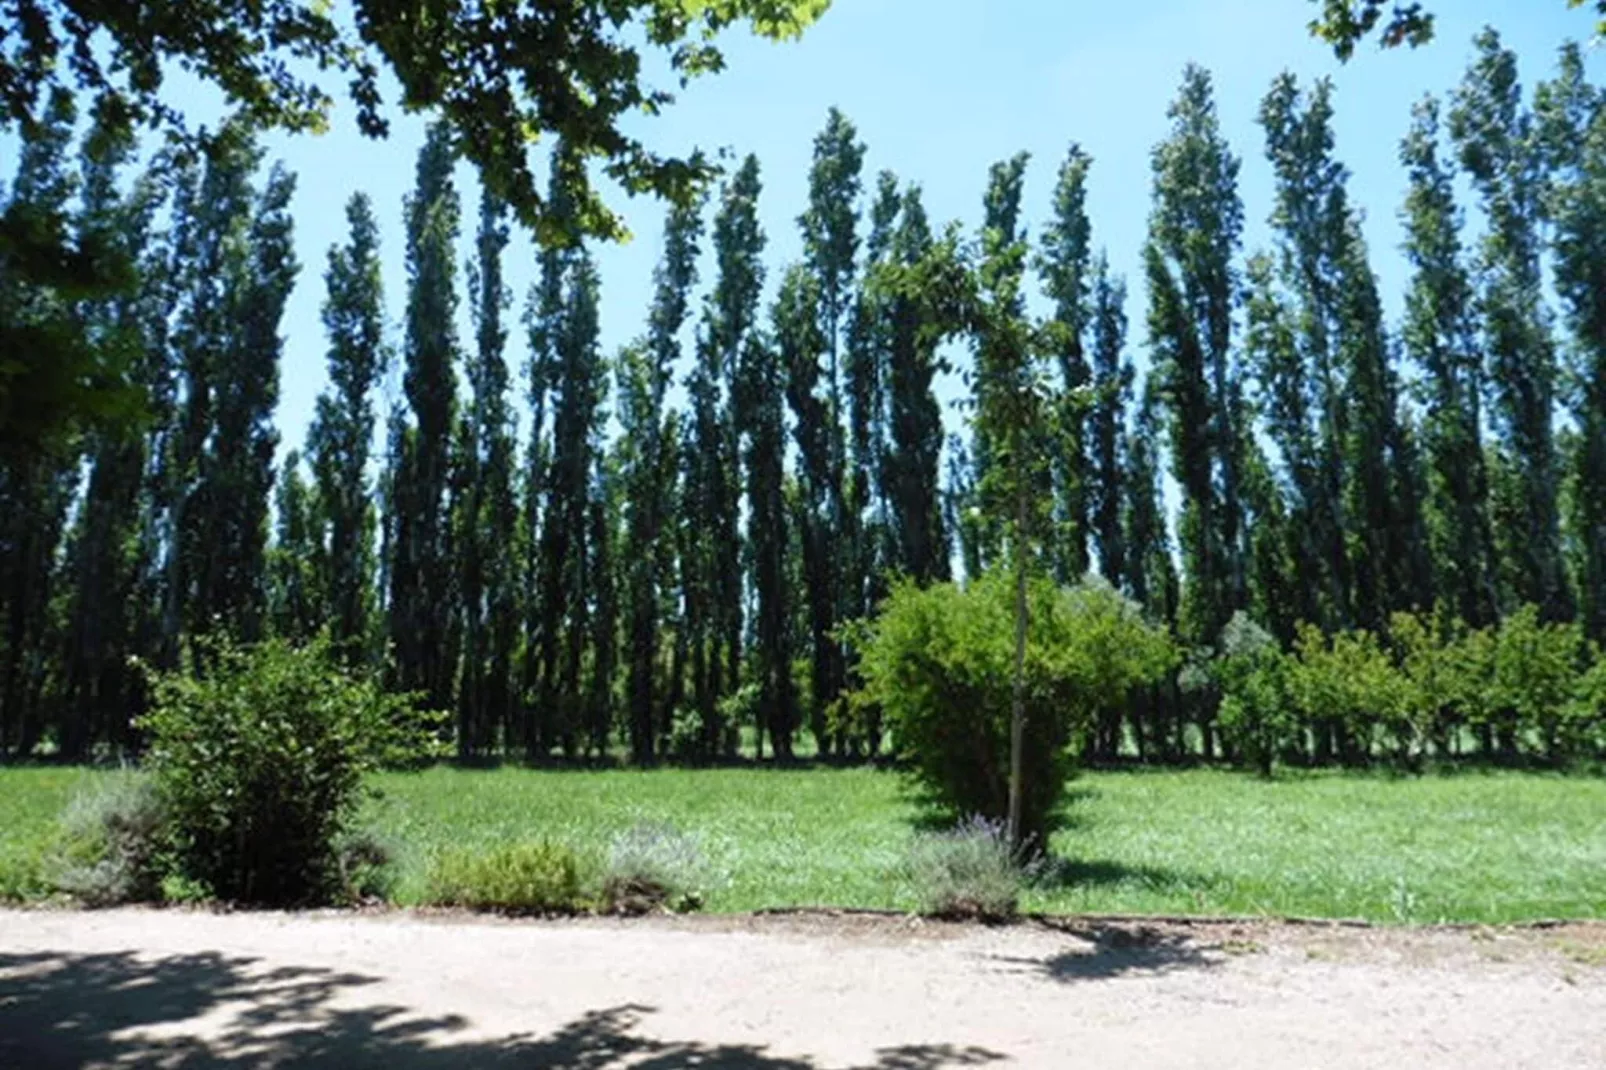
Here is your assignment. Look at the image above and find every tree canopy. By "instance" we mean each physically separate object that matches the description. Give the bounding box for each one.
[0,0,829,452]
[1310,1,1604,60]
[2,0,830,242]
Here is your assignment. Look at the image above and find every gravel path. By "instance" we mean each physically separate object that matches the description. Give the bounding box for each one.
[1,908,1602,1068]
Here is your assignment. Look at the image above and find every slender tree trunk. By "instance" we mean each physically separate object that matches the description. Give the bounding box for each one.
[1007,483,1029,853]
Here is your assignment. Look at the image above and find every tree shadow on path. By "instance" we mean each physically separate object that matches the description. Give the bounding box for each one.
[0,949,1006,1069]
[987,922,1222,983]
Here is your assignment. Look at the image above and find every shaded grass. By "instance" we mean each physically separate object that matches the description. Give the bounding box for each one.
[4,764,1603,924]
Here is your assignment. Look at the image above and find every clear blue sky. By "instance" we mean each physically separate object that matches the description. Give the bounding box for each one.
[133,2,1606,461]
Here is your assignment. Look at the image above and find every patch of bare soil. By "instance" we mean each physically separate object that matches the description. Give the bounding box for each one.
[1,908,1601,1068]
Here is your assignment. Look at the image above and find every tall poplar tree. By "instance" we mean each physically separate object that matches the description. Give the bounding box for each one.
[1146,65,1244,654]
[1449,29,1570,621]
[878,183,949,584]
[620,195,702,762]
[1537,43,1606,640]
[850,171,901,617]
[779,263,838,751]
[209,160,295,641]
[519,157,571,755]
[1336,213,1425,630]
[711,155,765,728]
[1037,145,1095,581]
[536,251,608,756]
[739,328,797,758]
[1,91,84,755]
[387,122,461,714]
[162,126,291,651]
[1087,257,1130,589]
[1257,73,1352,631]
[58,118,166,756]
[308,192,387,661]
[1400,97,1496,631]
[800,112,864,749]
[685,155,764,754]
[456,189,520,755]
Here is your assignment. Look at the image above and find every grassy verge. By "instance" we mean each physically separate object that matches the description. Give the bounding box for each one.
[0,766,91,899]
[4,764,1602,924]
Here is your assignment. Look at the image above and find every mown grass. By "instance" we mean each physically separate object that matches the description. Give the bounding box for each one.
[0,766,87,899]
[3,764,1602,923]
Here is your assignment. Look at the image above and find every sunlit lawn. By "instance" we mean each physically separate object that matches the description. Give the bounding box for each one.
[369,764,1606,923]
[3,763,1603,923]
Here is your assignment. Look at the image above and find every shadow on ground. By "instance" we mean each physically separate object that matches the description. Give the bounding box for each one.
[987,922,1221,983]
[0,950,1005,1069]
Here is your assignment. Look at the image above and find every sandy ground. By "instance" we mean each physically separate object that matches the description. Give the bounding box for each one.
[1,908,1603,1069]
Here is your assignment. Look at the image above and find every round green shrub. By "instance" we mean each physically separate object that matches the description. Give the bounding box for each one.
[138,636,442,907]
[857,569,1174,848]
[50,771,167,906]
[424,840,591,914]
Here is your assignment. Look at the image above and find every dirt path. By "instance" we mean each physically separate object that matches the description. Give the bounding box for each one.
[1,908,1602,1069]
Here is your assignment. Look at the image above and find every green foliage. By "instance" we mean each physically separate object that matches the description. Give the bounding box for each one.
[1287,622,1411,760]
[7,764,1605,922]
[1310,2,1603,62]
[858,569,1174,846]
[601,821,712,914]
[1575,655,1606,753]
[1388,612,1462,761]
[1147,65,1244,651]
[49,771,166,906]
[310,191,387,661]
[1215,606,1606,769]
[333,827,399,904]
[159,873,213,905]
[1487,606,1588,760]
[0,1,828,252]
[424,840,592,914]
[1215,613,1294,776]
[388,123,462,721]
[899,816,1023,921]
[0,845,50,902]
[1451,31,1572,622]
[138,636,443,906]
[1309,0,1437,61]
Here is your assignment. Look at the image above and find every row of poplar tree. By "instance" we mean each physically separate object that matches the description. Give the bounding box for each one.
[3,29,1604,765]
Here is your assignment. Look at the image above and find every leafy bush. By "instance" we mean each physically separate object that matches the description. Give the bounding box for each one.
[50,772,166,906]
[424,840,592,914]
[1488,606,1585,760]
[858,570,1173,847]
[0,845,50,902]
[1387,612,1464,764]
[1215,613,1294,776]
[899,816,1023,921]
[1211,605,1606,770]
[601,821,711,914]
[1573,653,1606,756]
[138,635,442,907]
[1286,623,1410,759]
[333,827,398,904]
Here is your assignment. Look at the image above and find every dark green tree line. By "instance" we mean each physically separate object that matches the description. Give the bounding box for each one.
[8,27,1606,770]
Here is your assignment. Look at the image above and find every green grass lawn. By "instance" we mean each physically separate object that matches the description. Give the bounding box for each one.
[0,765,86,899]
[3,764,1603,923]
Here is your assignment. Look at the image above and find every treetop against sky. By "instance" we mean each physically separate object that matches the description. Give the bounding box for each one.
[19,0,1595,459]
